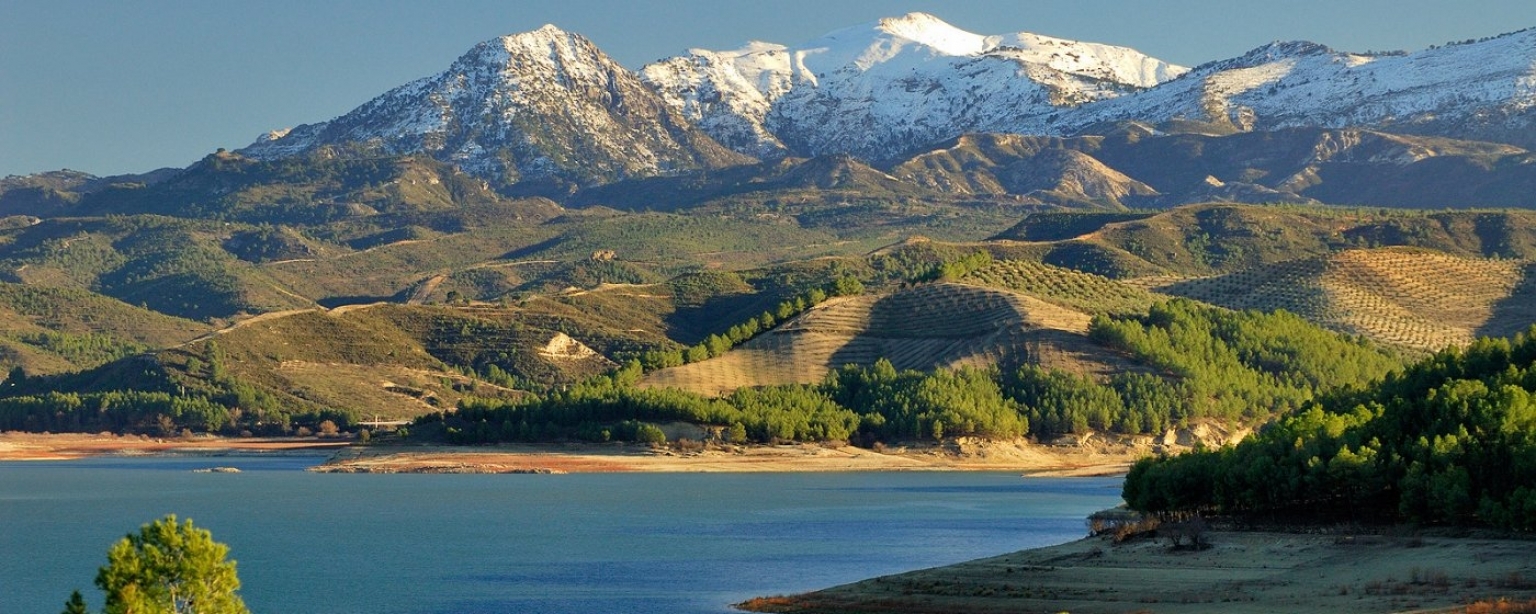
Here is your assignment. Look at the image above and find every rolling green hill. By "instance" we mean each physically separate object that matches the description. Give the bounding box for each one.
[5,165,1536,442]
[0,282,208,374]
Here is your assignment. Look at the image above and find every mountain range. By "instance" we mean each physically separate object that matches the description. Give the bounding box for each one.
[6,13,1536,438]
[237,13,1536,193]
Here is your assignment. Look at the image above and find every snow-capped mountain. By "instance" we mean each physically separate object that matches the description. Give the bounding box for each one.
[240,25,748,190]
[1065,29,1536,145]
[239,15,1536,191]
[641,12,1188,159]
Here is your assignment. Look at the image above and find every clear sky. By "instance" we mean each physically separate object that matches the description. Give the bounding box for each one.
[3,0,1533,177]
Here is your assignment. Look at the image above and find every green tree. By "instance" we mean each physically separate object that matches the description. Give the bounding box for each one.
[95,515,249,614]
[61,590,89,614]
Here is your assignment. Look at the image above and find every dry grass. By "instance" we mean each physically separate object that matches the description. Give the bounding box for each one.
[274,361,514,419]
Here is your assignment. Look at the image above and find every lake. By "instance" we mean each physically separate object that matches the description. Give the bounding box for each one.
[0,456,1123,613]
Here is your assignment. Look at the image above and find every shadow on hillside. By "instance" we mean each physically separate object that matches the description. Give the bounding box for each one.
[665,292,774,345]
[499,236,567,260]
[317,295,394,309]
[1478,262,1536,339]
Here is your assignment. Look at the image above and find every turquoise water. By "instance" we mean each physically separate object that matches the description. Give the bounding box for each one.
[0,456,1122,613]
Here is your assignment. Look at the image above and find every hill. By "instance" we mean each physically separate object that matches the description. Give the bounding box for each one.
[430,293,1402,446]
[638,282,1112,396]
[1124,326,1536,530]
[884,128,1536,211]
[0,258,861,431]
[0,216,318,321]
[994,205,1536,276]
[2,197,1535,441]
[1157,247,1536,349]
[0,283,208,375]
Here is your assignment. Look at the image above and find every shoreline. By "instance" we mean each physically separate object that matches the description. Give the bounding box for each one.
[0,432,349,461]
[739,529,1536,614]
[0,432,1142,475]
[302,438,1143,475]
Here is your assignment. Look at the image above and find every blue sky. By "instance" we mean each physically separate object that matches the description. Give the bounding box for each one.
[3,0,1533,177]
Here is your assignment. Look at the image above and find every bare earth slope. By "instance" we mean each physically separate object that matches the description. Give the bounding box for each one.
[747,531,1536,614]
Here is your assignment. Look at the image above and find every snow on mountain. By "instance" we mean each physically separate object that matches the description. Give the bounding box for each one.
[641,12,1188,159]
[241,25,748,189]
[1068,29,1536,145]
[238,16,1536,188]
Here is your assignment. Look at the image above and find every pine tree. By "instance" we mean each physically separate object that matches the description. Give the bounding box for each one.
[61,590,88,614]
[95,515,249,614]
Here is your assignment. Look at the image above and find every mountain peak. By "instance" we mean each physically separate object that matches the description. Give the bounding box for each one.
[871,12,986,56]
[641,13,1186,159]
[240,20,749,192]
[1246,40,1338,60]
[505,23,573,42]
[486,23,592,57]
[1180,40,1340,75]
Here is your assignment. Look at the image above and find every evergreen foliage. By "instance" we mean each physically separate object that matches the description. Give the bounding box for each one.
[93,515,248,614]
[427,300,1399,446]
[1090,299,1401,423]
[0,342,355,435]
[6,330,146,369]
[1123,326,1536,530]
[61,590,88,614]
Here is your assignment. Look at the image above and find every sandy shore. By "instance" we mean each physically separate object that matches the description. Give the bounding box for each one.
[0,431,1166,475]
[740,530,1536,614]
[307,438,1145,474]
[0,432,349,461]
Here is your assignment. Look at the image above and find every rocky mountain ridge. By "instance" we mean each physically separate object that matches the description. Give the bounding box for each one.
[233,14,1536,192]
[240,25,748,193]
[640,12,1186,159]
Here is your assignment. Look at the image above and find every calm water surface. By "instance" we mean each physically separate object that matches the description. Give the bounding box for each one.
[0,456,1122,613]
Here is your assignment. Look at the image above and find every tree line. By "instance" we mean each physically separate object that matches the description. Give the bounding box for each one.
[0,341,355,436]
[1123,326,1536,530]
[0,290,1400,444]
[633,274,864,371]
[423,299,1401,446]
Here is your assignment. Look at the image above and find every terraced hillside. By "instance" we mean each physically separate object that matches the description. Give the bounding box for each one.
[638,282,1140,396]
[994,206,1536,278]
[1157,247,1536,350]
[961,258,1164,316]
